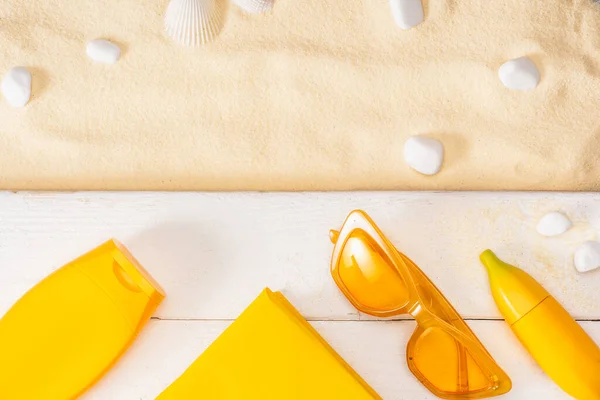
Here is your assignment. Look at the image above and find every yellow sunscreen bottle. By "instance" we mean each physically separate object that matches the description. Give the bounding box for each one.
[480,250,600,400]
[0,240,165,400]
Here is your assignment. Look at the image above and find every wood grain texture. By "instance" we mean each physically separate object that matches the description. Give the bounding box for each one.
[0,191,598,320]
[0,191,598,400]
[80,319,600,400]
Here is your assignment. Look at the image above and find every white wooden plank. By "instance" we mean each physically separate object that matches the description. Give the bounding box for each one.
[82,319,599,400]
[0,191,599,320]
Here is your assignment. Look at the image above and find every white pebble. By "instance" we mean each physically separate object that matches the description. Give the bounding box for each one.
[498,57,540,90]
[403,136,444,175]
[86,39,121,64]
[536,212,572,237]
[574,241,600,273]
[390,0,424,30]
[1,67,32,108]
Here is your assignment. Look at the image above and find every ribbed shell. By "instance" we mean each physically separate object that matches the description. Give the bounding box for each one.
[165,0,224,46]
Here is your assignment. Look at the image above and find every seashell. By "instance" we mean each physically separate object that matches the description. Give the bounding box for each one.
[231,0,275,14]
[165,0,225,46]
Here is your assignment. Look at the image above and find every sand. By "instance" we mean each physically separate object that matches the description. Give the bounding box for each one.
[0,0,599,191]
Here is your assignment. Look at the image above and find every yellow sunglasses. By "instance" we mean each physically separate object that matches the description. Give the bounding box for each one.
[329,210,512,399]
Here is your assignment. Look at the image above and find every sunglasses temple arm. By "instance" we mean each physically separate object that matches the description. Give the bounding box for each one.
[457,342,469,391]
[450,323,507,385]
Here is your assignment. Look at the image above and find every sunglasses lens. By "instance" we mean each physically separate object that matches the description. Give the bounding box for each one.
[337,229,409,311]
[410,327,492,394]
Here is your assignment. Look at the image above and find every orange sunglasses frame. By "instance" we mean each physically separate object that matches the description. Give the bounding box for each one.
[329,210,512,399]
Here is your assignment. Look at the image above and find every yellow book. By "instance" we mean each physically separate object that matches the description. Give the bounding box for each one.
[158,288,381,399]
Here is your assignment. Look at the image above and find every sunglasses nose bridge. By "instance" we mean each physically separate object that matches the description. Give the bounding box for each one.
[408,301,434,324]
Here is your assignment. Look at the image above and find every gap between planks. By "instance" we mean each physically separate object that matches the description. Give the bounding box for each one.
[150,317,600,322]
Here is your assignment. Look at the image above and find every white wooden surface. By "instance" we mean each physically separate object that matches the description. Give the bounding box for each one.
[0,191,598,399]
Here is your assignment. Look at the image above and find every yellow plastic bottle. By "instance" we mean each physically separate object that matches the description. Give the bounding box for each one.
[0,240,165,400]
[480,250,600,400]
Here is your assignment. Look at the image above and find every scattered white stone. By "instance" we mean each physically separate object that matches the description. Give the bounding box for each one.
[403,136,444,175]
[1,67,32,108]
[574,241,600,273]
[498,57,540,90]
[86,39,121,64]
[536,212,572,237]
[390,0,424,30]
